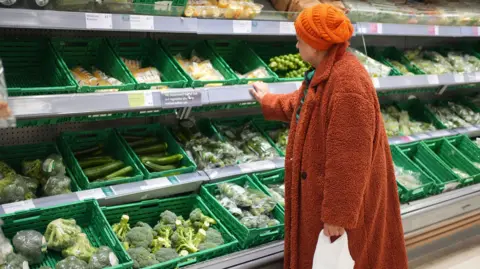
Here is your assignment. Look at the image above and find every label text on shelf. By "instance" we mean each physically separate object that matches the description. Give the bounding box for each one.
[2,200,35,214]
[427,25,439,35]
[453,73,465,83]
[279,22,295,34]
[77,189,106,200]
[128,92,154,107]
[426,75,439,85]
[161,91,201,108]
[85,13,113,29]
[140,177,171,190]
[233,20,252,33]
[129,15,154,30]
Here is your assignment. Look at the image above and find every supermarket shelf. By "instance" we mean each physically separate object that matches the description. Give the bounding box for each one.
[1,9,480,38]
[9,72,480,119]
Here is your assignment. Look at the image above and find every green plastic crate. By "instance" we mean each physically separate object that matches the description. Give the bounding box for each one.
[373,47,424,75]
[252,117,289,156]
[200,175,284,249]
[0,200,133,269]
[115,124,197,179]
[398,142,463,193]
[422,99,480,129]
[252,169,285,211]
[52,38,136,93]
[207,40,276,84]
[422,138,479,185]
[101,194,238,269]
[394,99,446,131]
[0,142,81,194]
[0,38,77,96]
[161,40,238,87]
[247,42,303,82]
[58,129,144,190]
[447,135,480,183]
[109,38,188,90]
[390,146,436,202]
[133,0,187,16]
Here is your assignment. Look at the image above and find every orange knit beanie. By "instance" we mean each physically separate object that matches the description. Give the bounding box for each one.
[294,4,354,51]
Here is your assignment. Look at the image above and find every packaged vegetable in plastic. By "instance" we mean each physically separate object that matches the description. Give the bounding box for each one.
[92,68,122,86]
[394,166,423,190]
[121,57,141,72]
[218,183,252,207]
[44,218,82,251]
[0,161,15,180]
[70,66,99,86]
[62,233,97,262]
[219,197,243,217]
[0,60,15,128]
[12,230,47,264]
[236,66,270,79]
[132,67,162,84]
[0,174,37,204]
[56,256,88,269]
[88,246,119,269]
[246,187,277,216]
[22,159,43,181]
[0,220,14,264]
[43,175,72,196]
[3,252,29,269]
[42,154,66,177]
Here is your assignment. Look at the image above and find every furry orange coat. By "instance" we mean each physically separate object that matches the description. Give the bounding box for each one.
[261,43,408,269]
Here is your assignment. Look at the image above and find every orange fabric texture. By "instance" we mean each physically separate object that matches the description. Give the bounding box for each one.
[261,43,408,269]
[294,4,354,51]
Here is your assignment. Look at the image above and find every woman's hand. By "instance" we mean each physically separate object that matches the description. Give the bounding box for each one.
[0,101,11,119]
[249,82,270,103]
[324,223,345,237]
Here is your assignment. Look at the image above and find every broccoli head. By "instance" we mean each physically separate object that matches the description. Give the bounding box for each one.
[3,253,29,269]
[12,230,47,264]
[22,159,44,182]
[45,218,82,251]
[125,227,154,249]
[158,211,177,229]
[43,175,72,196]
[0,175,36,203]
[112,215,131,241]
[174,227,206,254]
[0,161,15,179]
[62,233,97,262]
[205,228,224,246]
[150,237,171,253]
[42,154,66,177]
[189,209,216,227]
[127,247,158,269]
[153,248,178,263]
[88,246,119,269]
[135,222,157,237]
[198,242,219,251]
[55,256,88,269]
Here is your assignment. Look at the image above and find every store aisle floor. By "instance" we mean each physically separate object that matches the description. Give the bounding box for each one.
[413,244,480,269]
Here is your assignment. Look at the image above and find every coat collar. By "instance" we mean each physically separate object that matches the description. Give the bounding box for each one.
[309,42,349,88]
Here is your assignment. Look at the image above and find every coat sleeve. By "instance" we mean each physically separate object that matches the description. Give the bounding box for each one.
[260,89,301,123]
[321,93,376,229]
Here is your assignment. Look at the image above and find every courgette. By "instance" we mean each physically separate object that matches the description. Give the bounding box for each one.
[83,160,124,180]
[134,143,168,155]
[141,154,183,165]
[123,135,145,142]
[139,153,168,158]
[128,137,158,148]
[79,156,115,169]
[144,161,177,172]
[104,166,133,180]
[74,144,103,157]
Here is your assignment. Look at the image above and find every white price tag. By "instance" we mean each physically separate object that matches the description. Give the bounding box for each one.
[279,22,295,34]
[466,125,478,132]
[238,160,275,173]
[85,13,113,29]
[428,25,439,35]
[233,20,252,33]
[453,73,465,83]
[144,91,154,106]
[76,189,106,200]
[3,200,35,214]
[372,77,380,88]
[427,75,439,85]
[370,23,382,34]
[475,72,480,81]
[295,81,302,89]
[415,133,431,140]
[434,130,452,137]
[130,15,154,30]
[140,177,172,190]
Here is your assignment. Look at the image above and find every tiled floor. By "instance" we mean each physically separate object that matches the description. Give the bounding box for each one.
[413,244,480,269]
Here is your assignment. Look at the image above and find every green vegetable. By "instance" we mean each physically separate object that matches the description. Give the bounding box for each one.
[40,266,52,269]
[3,253,29,269]
[140,154,183,165]
[125,227,154,249]
[74,145,103,157]
[0,175,36,204]
[45,218,82,251]
[43,175,72,196]
[104,166,133,180]
[268,53,310,78]
[150,237,171,253]
[22,159,43,181]
[172,227,205,254]
[62,233,97,262]
[134,222,157,237]
[198,242,219,251]
[189,208,216,229]
[42,154,66,177]
[88,246,119,269]
[112,215,131,241]
[134,143,168,155]
[204,228,224,246]
[78,156,115,169]
[128,137,158,148]
[83,161,124,180]
[158,210,177,229]
[0,161,15,179]
[127,247,158,269]
[153,248,178,263]
[0,220,14,264]
[12,230,47,264]
[55,256,88,269]
[143,162,177,172]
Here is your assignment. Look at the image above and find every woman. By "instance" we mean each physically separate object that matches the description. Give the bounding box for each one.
[0,101,10,119]
[250,4,408,269]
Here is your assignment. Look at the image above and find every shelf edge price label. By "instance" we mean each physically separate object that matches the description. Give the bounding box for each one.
[140,177,171,190]
[161,90,202,108]
[427,25,439,36]
[426,75,439,85]
[369,23,382,34]
[372,77,380,88]
[474,27,480,36]
[233,20,252,34]
[85,13,113,29]
[2,200,35,214]
[128,92,154,107]
[130,15,154,30]
[77,189,106,200]
[279,21,295,34]
[453,73,465,83]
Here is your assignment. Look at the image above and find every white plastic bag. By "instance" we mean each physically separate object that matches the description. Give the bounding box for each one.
[312,230,355,269]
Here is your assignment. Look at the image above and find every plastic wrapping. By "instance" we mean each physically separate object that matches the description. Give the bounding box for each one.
[0,220,14,265]
[381,105,435,137]
[43,174,72,196]
[349,48,391,77]
[175,52,225,83]
[0,59,15,128]
[70,66,122,92]
[394,165,423,190]
[236,66,269,80]
[12,230,47,264]
[184,0,263,19]
[427,102,480,128]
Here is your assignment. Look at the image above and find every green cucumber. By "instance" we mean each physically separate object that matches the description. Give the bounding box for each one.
[144,161,177,172]
[128,137,158,148]
[141,154,183,165]
[79,156,115,169]
[83,160,124,180]
[139,153,167,158]
[134,143,168,155]
[74,144,103,157]
[104,166,133,180]
[123,136,145,142]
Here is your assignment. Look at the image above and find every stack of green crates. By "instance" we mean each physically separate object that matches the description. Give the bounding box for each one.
[115,124,197,179]
[161,40,238,87]
[0,38,76,96]
[0,200,133,269]
[252,169,286,211]
[101,194,238,269]
[201,175,284,249]
[58,129,144,190]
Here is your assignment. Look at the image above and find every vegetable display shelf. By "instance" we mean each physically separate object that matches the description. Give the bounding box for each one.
[115,124,197,179]
[252,117,289,157]
[0,38,77,96]
[59,129,144,190]
[161,40,238,88]
[200,175,284,249]
[101,194,238,269]
[0,199,133,269]
[252,169,285,212]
